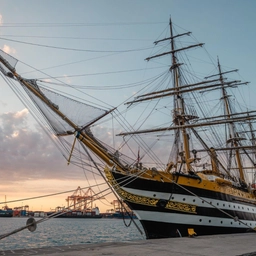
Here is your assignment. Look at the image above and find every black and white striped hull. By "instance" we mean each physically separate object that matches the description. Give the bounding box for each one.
[131,204,254,238]
[111,172,256,239]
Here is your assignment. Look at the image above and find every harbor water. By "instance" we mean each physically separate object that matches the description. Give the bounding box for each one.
[0,218,146,251]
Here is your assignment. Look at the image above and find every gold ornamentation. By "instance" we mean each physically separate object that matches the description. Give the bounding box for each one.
[105,168,197,214]
[166,201,196,213]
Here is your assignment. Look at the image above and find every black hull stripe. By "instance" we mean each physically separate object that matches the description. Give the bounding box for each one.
[140,220,251,239]
[113,172,256,207]
[135,210,256,239]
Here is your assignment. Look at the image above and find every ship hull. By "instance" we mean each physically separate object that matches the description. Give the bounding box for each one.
[0,210,13,217]
[55,215,102,219]
[46,211,102,219]
[107,170,256,239]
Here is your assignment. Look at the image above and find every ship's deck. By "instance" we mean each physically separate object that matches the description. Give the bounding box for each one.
[1,233,255,256]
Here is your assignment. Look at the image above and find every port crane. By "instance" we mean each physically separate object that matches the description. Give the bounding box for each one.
[65,186,104,212]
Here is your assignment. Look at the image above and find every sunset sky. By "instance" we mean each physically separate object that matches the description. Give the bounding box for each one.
[1,0,256,213]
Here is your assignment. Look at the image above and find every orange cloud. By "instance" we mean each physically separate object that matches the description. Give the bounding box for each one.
[2,44,16,55]
[14,108,29,119]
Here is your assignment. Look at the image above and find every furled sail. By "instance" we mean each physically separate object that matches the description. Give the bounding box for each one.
[20,81,108,135]
[0,50,109,136]
[0,49,18,75]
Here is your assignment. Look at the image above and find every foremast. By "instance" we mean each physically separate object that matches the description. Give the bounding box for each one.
[170,18,191,172]
[146,18,203,173]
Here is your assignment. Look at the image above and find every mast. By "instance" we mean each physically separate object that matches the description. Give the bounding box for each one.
[125,18,210,173]
[248,113,256,183]
[145,18,202,172]
[218,58,246,183]
[169,18,191,171]
[146,18,202,172]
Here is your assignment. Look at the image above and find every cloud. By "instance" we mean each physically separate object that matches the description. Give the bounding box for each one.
[2,44,16,55]
[0,14,2,26]
[0,99,7,107]
[0,109,112,211]
[63,74,71,84]
[0,109,87,184]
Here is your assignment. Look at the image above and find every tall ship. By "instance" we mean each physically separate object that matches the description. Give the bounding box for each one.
[1,18,256,239]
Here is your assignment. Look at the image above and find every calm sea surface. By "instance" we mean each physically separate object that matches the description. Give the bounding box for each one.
[0,217,146,251]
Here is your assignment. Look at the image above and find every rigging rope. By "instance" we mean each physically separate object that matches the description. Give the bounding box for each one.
[79,143,144,235]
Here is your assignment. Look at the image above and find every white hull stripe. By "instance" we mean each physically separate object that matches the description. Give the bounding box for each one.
[134,210,256,229]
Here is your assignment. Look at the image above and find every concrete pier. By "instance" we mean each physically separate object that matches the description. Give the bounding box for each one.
[1,233,256,256]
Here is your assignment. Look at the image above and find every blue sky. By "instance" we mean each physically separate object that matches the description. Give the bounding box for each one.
[0,0,256,212]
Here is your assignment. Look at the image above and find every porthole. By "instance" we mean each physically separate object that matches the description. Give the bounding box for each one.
[202,201,204,204]
[217,203,219,206]
[183,198,186,201]
[233,206,235,208]
[223,204,225,207]
[209,220,211,223]
[231,222,233,225]
[220,221,223,224]
[193,199,196,202]
[199,219,202,222]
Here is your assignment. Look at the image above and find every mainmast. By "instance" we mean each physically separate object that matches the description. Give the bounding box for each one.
[248,115,256,183]
[217,59,246,183]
